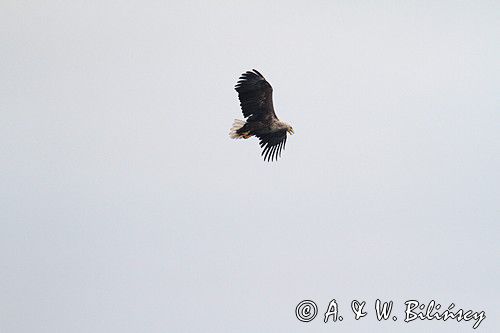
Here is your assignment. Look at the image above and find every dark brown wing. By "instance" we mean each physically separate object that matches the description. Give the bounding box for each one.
[234,69,278,122]
[258,130,287,162]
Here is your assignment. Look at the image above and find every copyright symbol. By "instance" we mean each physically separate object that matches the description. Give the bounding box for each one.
[295,300,318,322]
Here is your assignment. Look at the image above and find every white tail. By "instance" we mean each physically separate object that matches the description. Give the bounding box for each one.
[229,119,250,139]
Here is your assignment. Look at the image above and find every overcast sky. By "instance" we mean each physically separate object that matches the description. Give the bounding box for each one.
[1,1,499,332]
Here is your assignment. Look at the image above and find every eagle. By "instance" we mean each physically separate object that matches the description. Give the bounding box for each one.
[229,69,294,162]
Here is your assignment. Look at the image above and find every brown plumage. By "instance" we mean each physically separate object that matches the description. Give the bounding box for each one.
[229,69,294,162]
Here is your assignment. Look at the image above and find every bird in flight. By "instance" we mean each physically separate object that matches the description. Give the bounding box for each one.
[230,69,294,162]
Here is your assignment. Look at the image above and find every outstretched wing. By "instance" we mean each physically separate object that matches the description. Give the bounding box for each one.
[235,69,278,122]
[258,130,287,162]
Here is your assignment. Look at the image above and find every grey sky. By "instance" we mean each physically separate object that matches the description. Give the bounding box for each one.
[1,1,499,332]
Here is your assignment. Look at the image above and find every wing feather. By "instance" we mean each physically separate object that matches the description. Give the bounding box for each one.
[235,69,278,121]
[257,130,287,162]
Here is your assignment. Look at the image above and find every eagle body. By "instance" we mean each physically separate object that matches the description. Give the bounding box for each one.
[230,69,294,162]
[232,119,288,138]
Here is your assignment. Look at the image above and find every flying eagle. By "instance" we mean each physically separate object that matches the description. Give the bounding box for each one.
[229,69,294,162]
